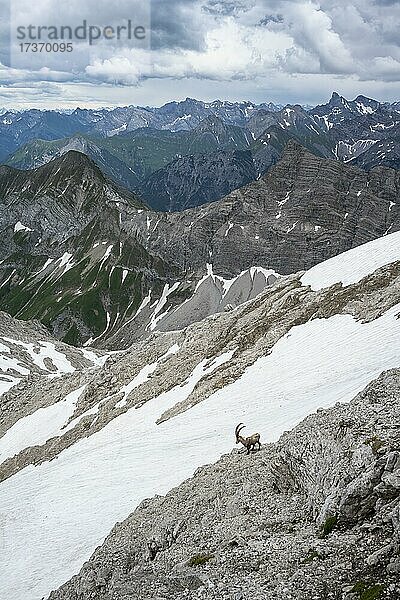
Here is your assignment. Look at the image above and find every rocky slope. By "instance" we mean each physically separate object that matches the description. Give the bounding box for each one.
[140,149,256,212]
[4,134,141,191]
[0,309,106,398]
[0,143,399,347]
[133,141,400,278]
[0,144,277,346]
[48,367,400,600]
[1,231,400,600]
[351,136,400,172]
[0,151,180,346]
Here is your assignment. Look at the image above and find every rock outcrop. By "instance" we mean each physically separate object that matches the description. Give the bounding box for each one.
[134,141,400,277]
[139,149,256,212]
[48,367,400,600]
[2,232,400,600]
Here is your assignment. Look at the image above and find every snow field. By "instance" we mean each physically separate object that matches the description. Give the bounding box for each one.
[301,230,400,291]
[2,304,400,599]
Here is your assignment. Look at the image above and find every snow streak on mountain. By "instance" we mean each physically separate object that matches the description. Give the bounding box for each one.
[1,232,400,599]
[0,91,399,600]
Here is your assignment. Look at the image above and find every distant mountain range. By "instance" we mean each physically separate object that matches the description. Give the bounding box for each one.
[0,142,398,347]
[2,93,400,600]
[2,93,399,212]
[0,98,282,162]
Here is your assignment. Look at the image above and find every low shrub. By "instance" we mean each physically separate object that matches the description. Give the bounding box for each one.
[320,514,338,538]
[188,553,214,567]
[352,581,385,600]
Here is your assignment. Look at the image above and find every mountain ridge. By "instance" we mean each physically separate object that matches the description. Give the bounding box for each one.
[4,92,398,212]
[0,143,399,346]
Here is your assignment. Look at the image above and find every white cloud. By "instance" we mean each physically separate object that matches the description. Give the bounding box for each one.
[367,56,400,81]
[84,19,292,84]
[281,2,355,74]
[0,0,398,106]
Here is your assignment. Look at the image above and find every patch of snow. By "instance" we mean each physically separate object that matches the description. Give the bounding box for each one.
[117,344,205,413]
[108,123,127,136]
[356,102,374,115]
[0,375,20,396]
[301,230,400,291]
[36,258,54,275]
[224,222,234,237]
[14,221,32,233]
[315,114,334,130]
[3,303,400,600]
[98,245,113,271]
[80,349,109,368]
[278,191,290,207]
[148,283,180,331]
[0,385,86,463]
[62,401,101,433]
[2,339,75,374]
[0,351,30,376]
[57,253,74,275]
[287,221,298,233]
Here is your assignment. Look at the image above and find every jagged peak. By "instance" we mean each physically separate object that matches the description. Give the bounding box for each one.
[281,138,310,155]
[354,94,375,103]
[329,91,349,105]
[0,151,108,192]
[38,149,101,173]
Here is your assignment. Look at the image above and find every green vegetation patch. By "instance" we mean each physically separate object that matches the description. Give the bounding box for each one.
[352,581,385,600]
[319,514,338,538]
[188,553,214,567]
[364,435,385,455]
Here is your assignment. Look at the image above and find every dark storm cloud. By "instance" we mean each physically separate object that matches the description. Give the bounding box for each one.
[151,0,207,51]
[0,0,398,107]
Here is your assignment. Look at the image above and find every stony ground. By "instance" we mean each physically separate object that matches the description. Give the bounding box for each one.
[49,368,400,600]
[2,260,400,485]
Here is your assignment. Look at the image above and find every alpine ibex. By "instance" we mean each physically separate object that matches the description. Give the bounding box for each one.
[235,423,261,455]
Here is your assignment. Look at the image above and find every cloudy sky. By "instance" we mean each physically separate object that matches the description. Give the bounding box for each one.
[0,0,399,108]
